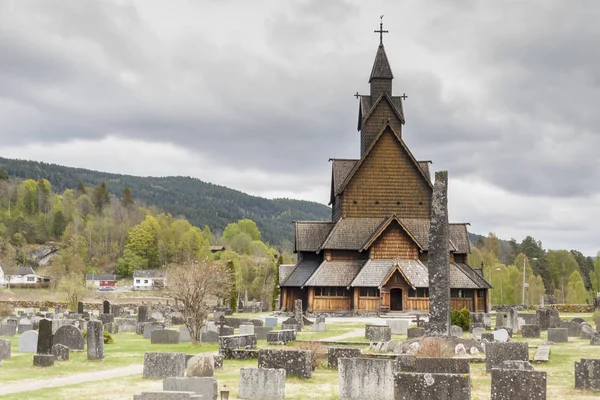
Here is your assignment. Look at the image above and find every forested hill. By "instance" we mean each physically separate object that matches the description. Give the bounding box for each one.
[0,157,331,247]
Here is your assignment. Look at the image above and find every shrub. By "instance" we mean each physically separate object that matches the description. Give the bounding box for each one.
[0,303,12,318]
[416,337,454,357]
[82,330,114,344]
[450,307,471,331]
[295,341,326,370]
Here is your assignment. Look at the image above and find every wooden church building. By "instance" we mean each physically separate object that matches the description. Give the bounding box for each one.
[279,26,491,314]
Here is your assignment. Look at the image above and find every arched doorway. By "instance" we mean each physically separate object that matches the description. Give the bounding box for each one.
[390,288,403,311]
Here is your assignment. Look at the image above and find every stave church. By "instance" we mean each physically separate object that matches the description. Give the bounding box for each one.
[278,23,491,314]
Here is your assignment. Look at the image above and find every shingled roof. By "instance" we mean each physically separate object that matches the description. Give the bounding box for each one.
[369,44,394,82]
[330,159,358,203]
[279,264,295,286]
[281,260,320,287]
[449,224,471,254]
[295,221,335,252]
[418,161,432,182]
[304,259,366,287]
[358,94,405,131]
[319,217,386,251]
[453,262,492,289]
[351,259,429,288]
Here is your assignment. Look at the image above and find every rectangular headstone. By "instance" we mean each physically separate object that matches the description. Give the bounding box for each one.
[521,324,541,338]
[339,357,394,400]
[151,329,180,344]
[37,318,53,355]
[327,347,362,369]
[264,317,278,327]
[548,328,568,343]
[87,320,104,360]
[266,329,296,345]
[103,300,110,315]
[533,346,550,363]
[143,352,186,379]
[575,358,600,390]
[258,348,312,379]
[485,342,529,372]
[238,368,286,399]
[394,372,471,400]
[163,377,218,399]
[365,325,391,342]
[386,319,409,335]
[491,368,546,400]
[0,338,11,359]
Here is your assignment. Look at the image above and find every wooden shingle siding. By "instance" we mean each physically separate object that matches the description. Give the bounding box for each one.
[343,131,432,219]
[325,250,368,261]
[370,222,419,260]
[332,195,343,221]
[361,99,403,155]
[370,78,392,100]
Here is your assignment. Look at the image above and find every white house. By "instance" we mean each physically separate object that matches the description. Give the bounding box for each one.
[85,274,117,288]
[133,270,167,290]
[4,267,49,287]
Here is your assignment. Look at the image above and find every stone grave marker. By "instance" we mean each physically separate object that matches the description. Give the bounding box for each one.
[491,365,546,399]
[492,329,509,343]
[163,377,219,400]
[533,346,550,363]
[407,327,425,339]
[0,339,10,359]
[103,300,110,314]
[574,358,600,390]
[266,329,296,345]
[150,329,179,344]
[258,349,312,379]
[521,324,541,338]
[327,347,362,369]
[548,328,568,343]
[0,324,16,336]
[54,325,84,351]
[37,318,53,355]
[386,319,409,335]
[264,317,278,327]
[87,320,104,360]
[394,372,471,400]
[17,323,33,335]
[18,330,38,353]
[143,352,186,379]
[138,305,148,323]
[339,357,394,400]
[450,325,463,337]
[485,342,529,372]
[179,326,191,343]
[472,327,486,340]
[365,325,392,342]
[239,323,255,335]
[238,368,285,399]
[52,343,70,361]
[186,354,214,377]
[77,301,84,314]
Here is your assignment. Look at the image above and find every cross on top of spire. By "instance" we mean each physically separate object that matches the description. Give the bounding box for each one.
[374,15,388,45]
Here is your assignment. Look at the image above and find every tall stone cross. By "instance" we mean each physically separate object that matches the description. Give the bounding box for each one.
[215,315,227,337]
[374,15,389,45]
[426,170,450,336]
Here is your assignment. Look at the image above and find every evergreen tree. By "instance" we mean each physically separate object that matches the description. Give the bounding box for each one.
[52,210,67,239]
[121,186,134,209]
[272,254,283,310]
[590,252,600,295]
[566,269,587,304]
[226,260,238,312]
[76,180,86,196]
[92,182,110,213]
[0,169,8,180]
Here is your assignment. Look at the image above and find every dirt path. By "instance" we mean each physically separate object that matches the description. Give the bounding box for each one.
[319,328,364,342]
[0,364,143,396]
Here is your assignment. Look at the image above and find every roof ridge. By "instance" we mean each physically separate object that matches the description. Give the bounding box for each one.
[369,44,394,82]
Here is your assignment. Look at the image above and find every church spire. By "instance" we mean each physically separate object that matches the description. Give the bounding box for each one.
[369,16,393,96]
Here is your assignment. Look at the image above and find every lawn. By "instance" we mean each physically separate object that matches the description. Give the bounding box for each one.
[0,313,599,399]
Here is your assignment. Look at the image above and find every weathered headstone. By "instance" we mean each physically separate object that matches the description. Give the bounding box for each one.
[103,300,110,314]
[264,317,278,327]
[397,356,470,375]
[77,301,84,314]
[365,325,391,342]
[386,319,409,335]
[266,329,296,345]
[339,357,394,400]
[0,324,16,336]
[581,323,595,339]
[258,348,312,379]
[239,323,255,335]
[536,308,551,330]
[533,346,550,363]
[138,305,148,323]
[0,339,11,359]
[151,329,179,344]
[54,325,84,351]
[491,367,546,399]
[521,324,541,338]
[99,313,115,325]
[163,377,219,400]
[254,326,274,340]
[548,328,568,343]
[238,368,285,399]
[450,325,463,337]
[427,171,450,336]
[52,343,70,361]
[574,358,600,390]
[327,347,362,369]
[219,334,257,359]
[186,354,214,377]
[179,326,191,343]
[37,318,53,355]
[201,330,219,343]
[407,327,425,339]
[18,330,38,353]
[472,327,486,340]
[143,352,186,379]
[394,372,471,400]
[492,329,509,343]
[87,320,104,360]
[485,342,529,372]
[312,318,326,332]
[18,323,33,334]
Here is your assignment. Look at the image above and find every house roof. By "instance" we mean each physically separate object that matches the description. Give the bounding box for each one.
[319,217,386,251]
[304,259,366,287]
[85,274,116,281]
[280,260,320,287]
[330,159,358,204]
[369,44,394,82]
[278,264,295,286]
[418,161,432,182]
[358,93,406,131]
[361,216,425,251]
[133,270,166,279]
[338,124,431,197]
[453,262,492,289]
[449,224,471,254]
[210,245,225,252]
[294,221,335,252]
[4,266,35,276]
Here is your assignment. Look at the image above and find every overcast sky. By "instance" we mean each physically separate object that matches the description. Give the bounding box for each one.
[1,1,599,255]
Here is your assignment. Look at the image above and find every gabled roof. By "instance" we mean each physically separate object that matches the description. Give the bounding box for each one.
[453,262,492,289]
[401,219,457,252]
[351,259,429,288]
[361,216,424,251]
[369,44,394,82]
[449,224,471,254]
[133,270,166,279]
[279,264,295,286]
[329,159,358,204]
[319,217,386,251]
[358,93,406,131]
[304,259,366,287]
[85,274,116,281]
[281,260,320,287]
[337,123,432,197]
[418,161,432,183]
[294,221,335,252]
[4,266,35,276]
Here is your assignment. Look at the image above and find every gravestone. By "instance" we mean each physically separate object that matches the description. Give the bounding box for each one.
[407,327,425,339]
[144,323,164,339]
[99,313,115,324]
[574,358,600,390]
[103,300,110,314]
[266,329,296,345]
[591,334,600,346]
[472,327,486,340]
[239,323,255,335]
[536,308,551,330]
[77,301,84,314]
[548,328,568,343]
[179,326,191,343]
[521,325,541,338]
[533,346,550,363]
[219,334,257,359]
[163,377,219,400]
[18,330,39,353]
[52,343,70,361]
[338,357,394,400]
[386,319,409,335]
[54,325,84,351]
[138,305,148,323]
[397,356,470,375]
[37,318,53,355]
[450,325,463,337]
[18,323,33,334]
[258,349,312,379]
[327,347,362,369]
[151,329,179,344]
[312,317,326,332]
[238,368,286,399]
[506,307,519,332]
[186,354,214,377]
[87,320,104,360]
[427,171,450,336]
[133,391,198,400]
[394,372,471,400]
[491,367,546,399]
[264,317,278,327]
[143,352,186,379]
[559,320,581,337]
[492,329,509,343]
[365,325,391,342]
[201,331,219,343]
[254,326,274,340]
[294,299,303,325]
[0,324,16,336]
[481,332,495,342]
[485,342,529,372]
[111,305,121,317]
[581,323,595,339]
[0,339,11,359]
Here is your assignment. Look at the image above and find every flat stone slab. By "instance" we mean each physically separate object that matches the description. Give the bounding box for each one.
[491,368,546,400]
[238,367,286,399]
[533,346,550,363]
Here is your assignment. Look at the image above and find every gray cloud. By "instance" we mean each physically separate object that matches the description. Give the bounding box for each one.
[0,0,599,253]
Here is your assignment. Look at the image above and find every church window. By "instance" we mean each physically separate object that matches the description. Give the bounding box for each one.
[314,288,322,296]
[359,288,379,297]
[408,288,428,297]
